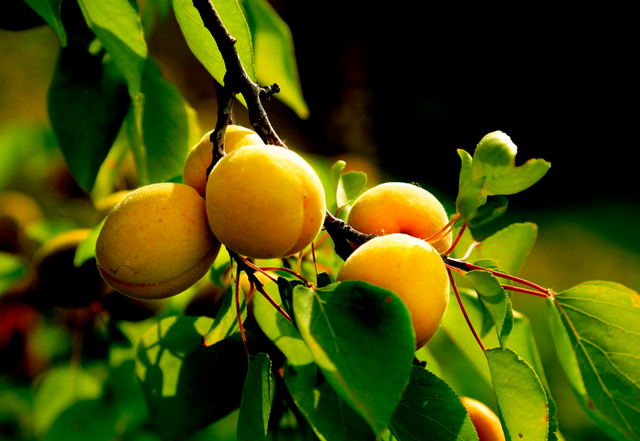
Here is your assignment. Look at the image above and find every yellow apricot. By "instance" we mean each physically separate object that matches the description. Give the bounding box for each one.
[182,125,265,197]
[460,397,506,441]
[336,233,449,348]
[346,182,452,254]
[206,144,326,259]
[32,228,106,308]
[95,183,221,300]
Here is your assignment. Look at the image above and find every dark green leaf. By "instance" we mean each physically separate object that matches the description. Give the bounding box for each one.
[23,0,67,45]
[293,281,415,435]
[141,58,201,184]
[548,281,640,441]
[283,361,376,441]
[47,43,130,192]
[389,366,479,441]
[237,353,273,441]
[241,0,309,119]
[486,348,550,441]
[135,315,249,441]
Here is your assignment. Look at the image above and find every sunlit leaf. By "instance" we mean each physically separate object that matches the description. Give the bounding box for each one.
[171,0,255,93]
[78,0,148,99]
[0,252,30,297]
[548,281,640,441]
[242,0,309,119]
[389,366,479,441]
[464,270,513,348]
[486,348,551,441]
[32,364,105,437]
[293,281,414,435]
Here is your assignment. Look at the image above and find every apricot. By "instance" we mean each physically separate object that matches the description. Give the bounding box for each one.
[31,228,105,308]
[0,190,43,254]
[336,233,449,348]
[95,183,221,300]
[460,397,506,441]
[206,144,326,259]
[182,124,265,197]
[346,182,452,254]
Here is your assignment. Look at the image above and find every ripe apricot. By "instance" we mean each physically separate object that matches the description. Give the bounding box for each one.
[95,183,220,300]
[182,125,264,197]
[336,233,449,348]
[460,397,506,441]
[346,182,452,254]
[31,228,105,308]
[206,145,326,259]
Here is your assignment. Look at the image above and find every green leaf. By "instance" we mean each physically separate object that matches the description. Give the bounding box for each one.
[471,131,551,196]
[203,280,246,346]
[135,315,249,441]
[283,361,376,441]
[435,289,549,398]
[237,353,273,441]
[47,43,130,192]
[171,0,255,90]
[389,366,479,441]
[464,270,514,348]
[548,281,640,441]
[486,348,551,441]
[78,0,148,99]
[292,281,415,435]
[23,0,67,46]
[140,58,201,184]
[32,364,105,437]
[252,278,313,366]
[452,222,538,277]
[241,0,309,119]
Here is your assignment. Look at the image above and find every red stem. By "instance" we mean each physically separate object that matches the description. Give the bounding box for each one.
[448,268,485,352]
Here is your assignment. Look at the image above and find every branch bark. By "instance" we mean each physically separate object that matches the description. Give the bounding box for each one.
[192,0,370,260]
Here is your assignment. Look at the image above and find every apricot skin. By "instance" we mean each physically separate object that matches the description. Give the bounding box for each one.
[182,125,264,197]
[95,183,220,300]
[205,144,326,259]
[460,397,506,441]
[336,233,449,348]
[346,182,452,254]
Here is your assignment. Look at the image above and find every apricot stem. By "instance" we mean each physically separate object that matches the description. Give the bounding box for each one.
[448,268,485,352]
[442,216,466,255]
[445,258,551,297]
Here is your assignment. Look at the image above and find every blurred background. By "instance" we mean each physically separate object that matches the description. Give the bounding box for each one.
[1,1,638,440]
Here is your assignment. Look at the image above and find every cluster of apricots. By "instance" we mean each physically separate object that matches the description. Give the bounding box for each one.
[95,124,456,349]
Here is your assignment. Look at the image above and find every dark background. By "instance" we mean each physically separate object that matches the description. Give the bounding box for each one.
[266,2,637,210]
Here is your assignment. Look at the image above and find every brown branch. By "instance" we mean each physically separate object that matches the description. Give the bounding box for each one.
[191,0,285,176]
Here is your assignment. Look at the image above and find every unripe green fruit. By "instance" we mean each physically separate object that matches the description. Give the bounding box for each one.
[183,125,265,197]
[336,233,449,348]
[346,182,452,254]
[460,396,506,441]
[205,145,326,259]
[95,183,220,300]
